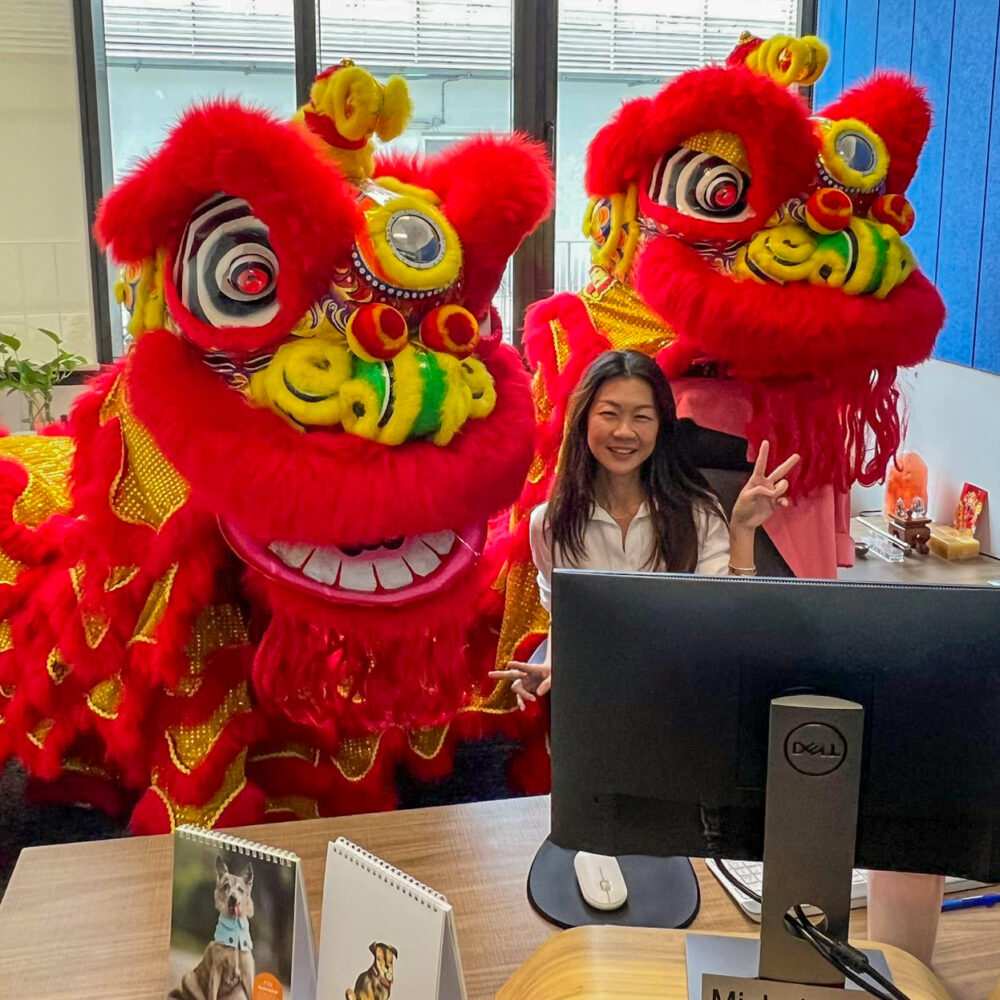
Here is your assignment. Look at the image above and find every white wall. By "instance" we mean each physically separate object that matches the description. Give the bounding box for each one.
[852,359,1000,556]
[0,0,98,366]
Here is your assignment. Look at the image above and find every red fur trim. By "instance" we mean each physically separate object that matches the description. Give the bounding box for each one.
[636,237,945,377]
[585,65,818,243]
[96,101,361,355]
[817,72,931,194]
[375,134,554,319]
[248,550,503,733]
[127,330,535,547]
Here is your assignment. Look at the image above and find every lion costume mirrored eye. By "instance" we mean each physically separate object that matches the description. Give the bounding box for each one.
[173,194,279,328]
[647,147,752,222]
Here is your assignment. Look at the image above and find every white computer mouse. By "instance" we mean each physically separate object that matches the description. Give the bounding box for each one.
[573,851,628,911]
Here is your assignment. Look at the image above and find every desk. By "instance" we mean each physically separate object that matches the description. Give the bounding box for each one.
[844,517,1000,586]
[0,796,997,1000]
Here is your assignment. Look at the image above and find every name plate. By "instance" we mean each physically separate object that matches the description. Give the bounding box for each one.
[703,974,860,1000]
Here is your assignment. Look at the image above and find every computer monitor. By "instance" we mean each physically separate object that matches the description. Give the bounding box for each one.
[549,571,1000,882]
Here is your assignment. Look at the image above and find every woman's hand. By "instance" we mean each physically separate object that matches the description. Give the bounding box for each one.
[731,441,800,530]
[488,661,552,711]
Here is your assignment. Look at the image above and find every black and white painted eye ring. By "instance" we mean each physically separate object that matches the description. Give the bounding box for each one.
[175,194,280,328]
[648,148,752,222]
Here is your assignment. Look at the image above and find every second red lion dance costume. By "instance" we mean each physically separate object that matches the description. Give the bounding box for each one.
[497,33,946,767]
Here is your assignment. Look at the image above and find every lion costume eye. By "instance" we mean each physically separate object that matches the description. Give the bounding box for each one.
[174,194,280,328]
[648,148,751,221]
[385,211,444,268]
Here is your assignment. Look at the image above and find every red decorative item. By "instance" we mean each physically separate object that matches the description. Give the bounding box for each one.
[870,193,915,235]
[346,303,408,360]
[419,305,479,358]
[806,187,853,233]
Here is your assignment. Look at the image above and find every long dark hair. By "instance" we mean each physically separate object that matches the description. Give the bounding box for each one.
[546,350,724,572]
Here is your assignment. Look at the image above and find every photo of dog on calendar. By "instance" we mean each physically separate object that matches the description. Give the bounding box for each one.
[345,941,398,1000]
[167,834,296,1000]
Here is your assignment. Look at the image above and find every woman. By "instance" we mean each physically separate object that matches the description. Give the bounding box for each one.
[491,349,798,708]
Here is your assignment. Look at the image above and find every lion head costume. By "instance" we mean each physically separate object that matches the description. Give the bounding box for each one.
[0,63,552,831]
[496,34,945,780]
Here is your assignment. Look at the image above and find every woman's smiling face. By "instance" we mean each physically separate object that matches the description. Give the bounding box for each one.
[586,376,660,478]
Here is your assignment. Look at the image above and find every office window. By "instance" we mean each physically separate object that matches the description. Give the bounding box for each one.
[318,0,515,331]
[102,1,297,179]
[0,0,98,367]
[555,0,800,293]
[77,0,808,359]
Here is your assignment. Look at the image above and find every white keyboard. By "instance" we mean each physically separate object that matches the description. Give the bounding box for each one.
[705,858,991,921]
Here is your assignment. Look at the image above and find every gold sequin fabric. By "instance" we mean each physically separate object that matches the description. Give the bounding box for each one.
[489,559,550,709]
[683,129,750,173]
[579,277,677,357]
[264,795,320,820]
[0,435,74,527]
[169,603,250,698]
[333,732,383,781]
[99,376,190,530]
[408,726,448,760]
[45,648,71,686]
[151,750,248,830]
[531,365,554,422]
[130,564,179,645]
[87,674,124,720]
[166,684,253,774]
[0,620,12,652]
[0,550,23,587]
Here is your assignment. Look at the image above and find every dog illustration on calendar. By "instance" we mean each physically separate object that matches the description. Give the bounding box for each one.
[345,941,398,1000]
[168,836,296,1000]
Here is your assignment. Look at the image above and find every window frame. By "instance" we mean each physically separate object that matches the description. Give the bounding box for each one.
[74,0,813,364]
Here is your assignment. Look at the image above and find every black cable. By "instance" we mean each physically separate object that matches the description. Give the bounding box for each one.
[711,861,911,1000]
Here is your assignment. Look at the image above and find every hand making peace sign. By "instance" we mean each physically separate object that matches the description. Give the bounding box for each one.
[730,440,801,530]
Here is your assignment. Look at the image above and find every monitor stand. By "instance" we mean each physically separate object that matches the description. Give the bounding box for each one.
[503,694,930,999]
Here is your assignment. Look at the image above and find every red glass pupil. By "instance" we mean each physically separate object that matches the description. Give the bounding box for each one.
[235,265,270,295]
[713,182,738,207]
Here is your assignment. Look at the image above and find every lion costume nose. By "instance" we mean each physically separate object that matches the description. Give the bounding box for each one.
[250,337,495,444]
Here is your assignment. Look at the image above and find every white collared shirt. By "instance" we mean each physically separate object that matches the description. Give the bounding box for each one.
[529,500,730,612]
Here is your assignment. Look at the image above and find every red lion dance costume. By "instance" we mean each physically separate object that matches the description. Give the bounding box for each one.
[497,32,946,779]
[0,62,552,832]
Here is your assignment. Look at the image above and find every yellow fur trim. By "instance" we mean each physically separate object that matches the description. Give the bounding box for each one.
[431,353,472,446]
[817,117,888,192]
[458,356,497,419]
[252,338,352,427]
[748,34,829,87]
[365,193,462,291]
[373,175,442,206]
[377,76,412,141]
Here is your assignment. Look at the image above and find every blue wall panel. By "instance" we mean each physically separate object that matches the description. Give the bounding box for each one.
[815,0,848,105]
[973,17,1000,373]
[875,0,915,72]
[906,0,956,292]
[841,0,879,90]
[931,1,998,365]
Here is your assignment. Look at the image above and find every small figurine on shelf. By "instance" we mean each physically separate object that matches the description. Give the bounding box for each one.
[885,452,932,554]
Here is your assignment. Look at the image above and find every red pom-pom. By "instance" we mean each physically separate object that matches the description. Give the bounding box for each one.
[870,193,915,235]
[419,305,479,358]
[346,303,408,361]
[806,187,853,233]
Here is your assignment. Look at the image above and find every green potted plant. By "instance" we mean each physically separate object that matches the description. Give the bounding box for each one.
[0,328,90,430]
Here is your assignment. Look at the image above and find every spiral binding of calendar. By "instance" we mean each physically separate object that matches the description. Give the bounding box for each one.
[176,824,299,867]
[334,837,447,909]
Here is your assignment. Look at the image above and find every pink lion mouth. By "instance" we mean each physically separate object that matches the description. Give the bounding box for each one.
[219,518,487,606]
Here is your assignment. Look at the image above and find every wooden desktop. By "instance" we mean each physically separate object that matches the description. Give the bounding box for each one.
[0,796,996,999]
